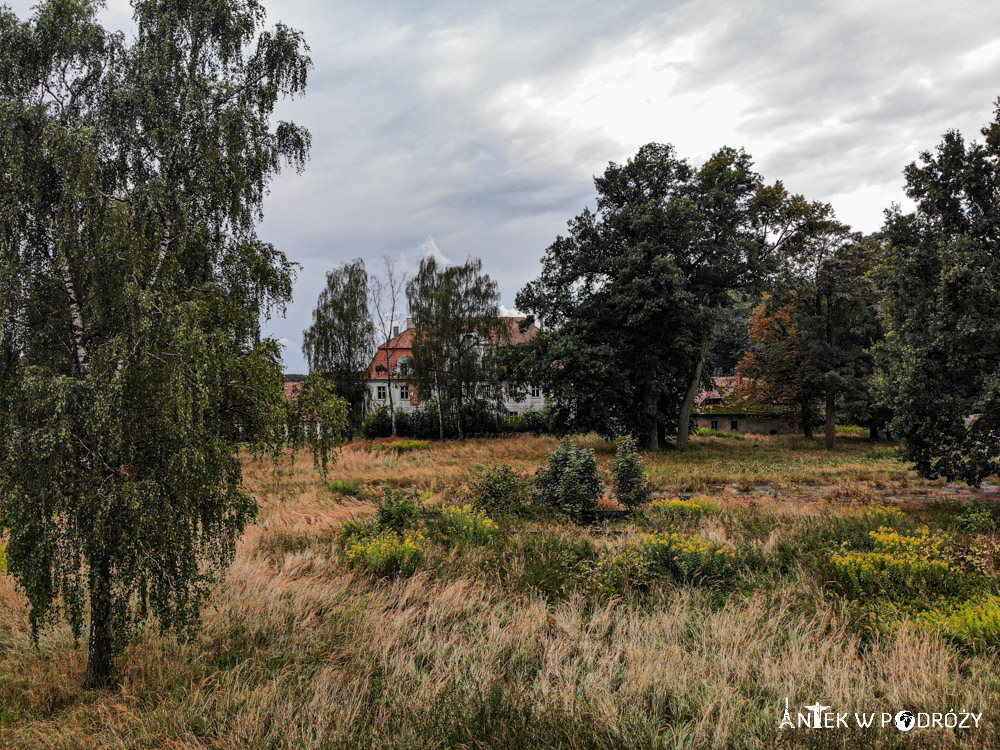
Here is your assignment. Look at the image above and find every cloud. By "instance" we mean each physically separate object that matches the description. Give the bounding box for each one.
[7,0,1000,372]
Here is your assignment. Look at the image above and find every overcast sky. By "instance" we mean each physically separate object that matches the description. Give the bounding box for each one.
[9,0,1000,371]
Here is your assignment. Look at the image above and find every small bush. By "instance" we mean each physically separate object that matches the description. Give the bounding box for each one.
[611,436,651,511]
[915,597,1000,651]
[471,463,534,516]
[827,551,970,600]
[375,489,422,532]
[637,532,739,584]
[583,547,652,598]
[432,504,500,545]
[514,532,597,599]
[344,531,425,577]
[535,438,603,522]
[648,496,722,523]
[954,502,998,535]
[339,517,380,545]
[695,428,740,439]
[869,526,953,560]
[361,405,393,438]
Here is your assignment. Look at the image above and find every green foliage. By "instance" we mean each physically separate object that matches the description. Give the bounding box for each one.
[509,142,833,449]
[695,428,740,439]
[637,532,739,585]
[361,406,393,439]
[343,531,425,578]
[431,505,499,545]
[611,436,651,510]
[471,463,534,516]
[914,597,1000,651]
[377,440,430,453]
[302,260,376,430]
[877,103,1000,484]
[648,496,722,523]
[827,552,969,600]
[0,0,313,687]
[514,533,597,600]
[375,489,422,533]
[406,256,506,440]
[286,373,350,476]
[582,547,652,598]
[954,503,998,535]
[534,439,603,521]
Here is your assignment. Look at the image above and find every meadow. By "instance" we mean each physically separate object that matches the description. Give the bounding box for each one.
[2,432,1000,749]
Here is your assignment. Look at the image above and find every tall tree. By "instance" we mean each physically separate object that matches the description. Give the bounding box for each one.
[738,232,882,447]
[513,143,831,449]
[0,0,312,687]
[369,256,406,436]
[877,102,1000,483]
[302,259,375,431]
[406,256,504,440]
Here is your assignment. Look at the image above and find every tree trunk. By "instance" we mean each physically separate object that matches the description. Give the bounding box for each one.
[640,383,658,450]
[677,332,710,450]
[801,402,814,439]
[84,553,114,689]
[434,369,445,441]
[868,418,880,443]
[824,388,836,450]
[456,384,465,441]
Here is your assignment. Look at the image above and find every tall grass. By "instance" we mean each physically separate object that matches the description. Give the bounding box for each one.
[0,434,998,749]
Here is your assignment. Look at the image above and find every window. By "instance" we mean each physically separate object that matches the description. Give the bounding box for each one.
[399,384,409,400]
[376,385,386,401]
[710,420,718,430]
[731,420,739,431]
[530,385,541,398]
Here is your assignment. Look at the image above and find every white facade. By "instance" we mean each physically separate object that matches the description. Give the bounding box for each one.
[367,378,547,416]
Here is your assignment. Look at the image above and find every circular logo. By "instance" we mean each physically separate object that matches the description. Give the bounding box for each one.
[895,711,916,731]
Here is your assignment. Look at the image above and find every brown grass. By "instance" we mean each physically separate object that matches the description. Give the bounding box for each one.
[0,434,997,749]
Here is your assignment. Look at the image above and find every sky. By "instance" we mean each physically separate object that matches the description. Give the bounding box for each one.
[9,0,1000,372]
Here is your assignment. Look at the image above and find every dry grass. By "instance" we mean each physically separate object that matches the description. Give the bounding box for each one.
[1,434,998,749]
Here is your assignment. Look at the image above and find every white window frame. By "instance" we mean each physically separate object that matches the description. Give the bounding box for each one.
[376,385,387,401]
[530,385,541,398]
[399,383,409,400]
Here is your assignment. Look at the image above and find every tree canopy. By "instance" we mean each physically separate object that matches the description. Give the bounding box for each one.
[877,102,1000,483]
[0,0,312,687]
[511,143,833,449]
[303,259,375,431]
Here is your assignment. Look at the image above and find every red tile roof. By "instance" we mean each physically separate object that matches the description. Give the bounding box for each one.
[366,317,540,379]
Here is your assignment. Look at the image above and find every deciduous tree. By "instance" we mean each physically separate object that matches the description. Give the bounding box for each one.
[303,259,375,432]
[0,0,312,687]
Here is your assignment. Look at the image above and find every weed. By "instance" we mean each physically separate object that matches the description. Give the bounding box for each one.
[343,531,425,577]
[432,505,500,545]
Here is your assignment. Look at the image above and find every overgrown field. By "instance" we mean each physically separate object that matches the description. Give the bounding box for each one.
[3,433,1000,748]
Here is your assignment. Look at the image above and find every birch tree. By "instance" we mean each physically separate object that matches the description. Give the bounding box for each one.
[0,0,312,687]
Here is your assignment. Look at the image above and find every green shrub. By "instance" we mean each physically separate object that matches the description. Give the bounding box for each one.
[648,496,722,523]
[535,438,603,521]
[0,539,6,573]
[514,532,597,599]
[471,463,534,516]
[695,428,740,439]
[361,405,393,438]
[637,531,738,584]
[339,517,380,545]
[375,489,422,532]
[432,504,500,545]
[583,547,651,598]
[508,409,551,436]
[827,551,971,600]
[611,435,651,510]
[344,531,425,577]
[954,502,999,534]
[915,597,1000,651]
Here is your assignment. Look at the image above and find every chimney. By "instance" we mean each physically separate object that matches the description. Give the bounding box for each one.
[393,325,399,338]
[406,317,414,329]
